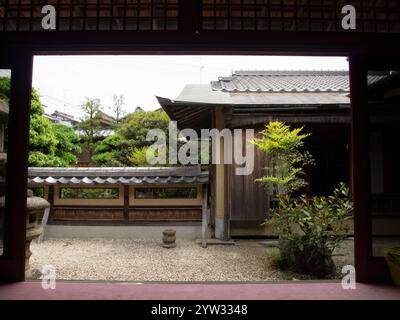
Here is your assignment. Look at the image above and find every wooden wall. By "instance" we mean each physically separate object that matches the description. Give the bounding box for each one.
[53,207,124,221]
[39,184,204,224]
[52,206,201,223]
[227,123,351,233]
[228,131,269,222]
[128,207,201,221]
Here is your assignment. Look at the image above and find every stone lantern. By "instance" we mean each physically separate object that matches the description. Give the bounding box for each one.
[0,189,49,277]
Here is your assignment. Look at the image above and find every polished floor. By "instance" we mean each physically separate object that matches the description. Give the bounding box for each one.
[0,281,399,300]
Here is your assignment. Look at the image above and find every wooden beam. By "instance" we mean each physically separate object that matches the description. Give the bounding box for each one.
[47,186,55,223]
[173,106,209,117]
[201,184,208,248]
[0,50,33,282]
[349,55,371,283]
[1,30,400,56]
[209,109,216,238]
[175,110,209,123]
[123,186,129,222]
[224,162,231,241]
[227,113,351,128]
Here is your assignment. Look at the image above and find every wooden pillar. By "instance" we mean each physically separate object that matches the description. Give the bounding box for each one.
[209,109,216,238]
[349,55,371,283]
[123,186,129,222]
[224,161,231,240]
[214,108,227,240]
[201,184,208,248]
[47,186,55,222]
[1,50,33,282]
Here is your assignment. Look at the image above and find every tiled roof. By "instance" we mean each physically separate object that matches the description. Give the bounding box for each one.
[52,110,78,122]
[211,71,351,93]
[168,85,350,106]
[28,166,209,185]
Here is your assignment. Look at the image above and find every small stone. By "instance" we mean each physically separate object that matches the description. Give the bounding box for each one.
[162,229,176,248]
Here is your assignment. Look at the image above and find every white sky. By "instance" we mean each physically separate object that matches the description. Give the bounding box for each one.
[32,55,349,119]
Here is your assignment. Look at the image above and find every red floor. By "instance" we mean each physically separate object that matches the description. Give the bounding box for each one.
[0,281,399,300]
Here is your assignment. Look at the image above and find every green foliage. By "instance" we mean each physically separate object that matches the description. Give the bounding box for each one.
[31,187,45,198]
[29,91,57,154]
[128,146,151,166]
[0,77,81,167]
[60,187,119,199]
[0,77,11,103]
[267,183,352,251]
[251,121,314,195]
[135,187,197,199]
[270,248,289,270]
[29,90,80,167]
[266,183,353,275]
[91,134,125,166]
[93,110,170,167]
[29,151,64,167]
[254,122,353,276]
[117,109,170,147]
[75,98,104,159]
[52,123,81,165]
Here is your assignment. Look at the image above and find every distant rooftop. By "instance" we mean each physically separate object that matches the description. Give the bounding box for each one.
[52,110,77,121]
[211,70,351,93]
[210,70,389,94]
[98,111,116,125]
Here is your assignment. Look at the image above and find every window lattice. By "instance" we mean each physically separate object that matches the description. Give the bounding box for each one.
[1,1,399,33]
[202,0,400,33]
[0,0,178,31]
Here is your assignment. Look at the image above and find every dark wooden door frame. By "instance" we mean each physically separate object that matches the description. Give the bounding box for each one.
[350,55,400,283]
[0,48,33,282]
[0,36,399,282]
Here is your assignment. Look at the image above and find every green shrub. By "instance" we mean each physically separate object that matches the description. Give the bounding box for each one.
[251,121,314,196]
[253,121,353,277]
[266,183,353,277]
[270,248,289,270]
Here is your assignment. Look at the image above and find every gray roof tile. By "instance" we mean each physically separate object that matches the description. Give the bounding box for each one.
[211,71,352,93]
[27,166,209,185]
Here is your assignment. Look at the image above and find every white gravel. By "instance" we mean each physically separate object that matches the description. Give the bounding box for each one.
[28,238,354,282]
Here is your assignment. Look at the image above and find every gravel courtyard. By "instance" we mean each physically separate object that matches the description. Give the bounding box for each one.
[29,238,354,282]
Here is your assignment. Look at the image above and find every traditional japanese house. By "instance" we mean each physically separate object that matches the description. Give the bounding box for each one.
[44,110,79,127]
[158,70,353,238]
